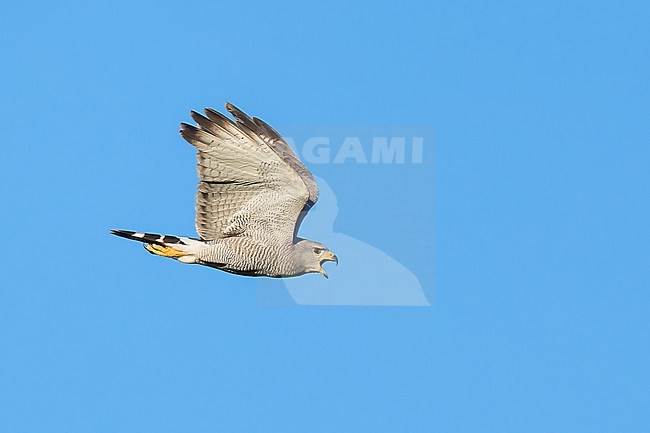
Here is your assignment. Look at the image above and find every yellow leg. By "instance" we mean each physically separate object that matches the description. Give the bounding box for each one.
[145,244,186,258]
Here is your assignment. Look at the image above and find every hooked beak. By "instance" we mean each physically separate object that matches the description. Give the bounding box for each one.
[319,251,339,279]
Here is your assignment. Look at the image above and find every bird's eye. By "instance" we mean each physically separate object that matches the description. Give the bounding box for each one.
[313,247,323,254]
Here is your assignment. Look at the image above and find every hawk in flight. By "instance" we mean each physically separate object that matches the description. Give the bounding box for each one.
[112,103,338,278]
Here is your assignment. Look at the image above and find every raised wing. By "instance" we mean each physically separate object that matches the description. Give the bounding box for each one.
[224,103,319,240]
[179,103,317,243]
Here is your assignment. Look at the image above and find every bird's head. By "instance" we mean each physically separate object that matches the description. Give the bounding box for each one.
[293,239,338,278]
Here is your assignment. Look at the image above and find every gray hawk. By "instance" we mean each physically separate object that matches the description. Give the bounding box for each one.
[111,103,338,278]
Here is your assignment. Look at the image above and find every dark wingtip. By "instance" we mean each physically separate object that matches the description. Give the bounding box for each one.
[189,110,207,123]
[179,122,198,138]
[225,102,245,117]
[204,107,219,116]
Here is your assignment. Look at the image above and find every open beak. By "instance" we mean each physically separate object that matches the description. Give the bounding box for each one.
[319,251,339,278]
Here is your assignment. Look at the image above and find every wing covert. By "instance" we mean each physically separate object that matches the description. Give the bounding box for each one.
[179,104,318,243]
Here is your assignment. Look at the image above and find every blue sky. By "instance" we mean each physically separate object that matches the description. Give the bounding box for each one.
[1,1,649,432]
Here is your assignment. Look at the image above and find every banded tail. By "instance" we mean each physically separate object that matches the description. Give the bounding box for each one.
[110,230,206,264]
